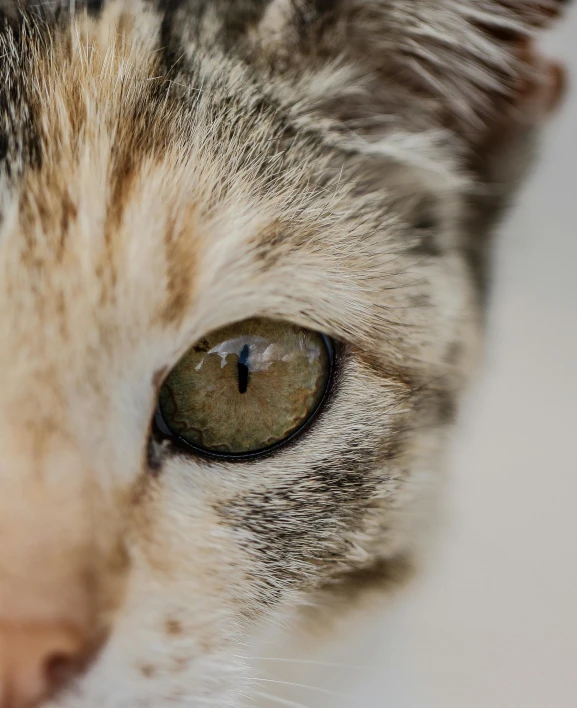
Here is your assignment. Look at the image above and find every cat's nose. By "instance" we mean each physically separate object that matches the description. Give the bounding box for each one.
[0,621,87,708]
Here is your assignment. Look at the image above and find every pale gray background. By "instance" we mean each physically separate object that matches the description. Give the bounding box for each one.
[253,10,577,708]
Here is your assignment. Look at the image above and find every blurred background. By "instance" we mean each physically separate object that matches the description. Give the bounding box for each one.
[253,8,577,708]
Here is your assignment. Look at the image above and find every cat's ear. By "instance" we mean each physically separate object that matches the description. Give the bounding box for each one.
[253,0,569,143]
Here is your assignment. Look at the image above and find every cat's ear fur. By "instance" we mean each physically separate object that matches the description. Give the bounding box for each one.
[251,0,569,294]
[253,0,569,146]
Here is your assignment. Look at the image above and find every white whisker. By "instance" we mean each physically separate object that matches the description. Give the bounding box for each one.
[250,689,312,708]
[243,656,367,670]
[252,678,354,700]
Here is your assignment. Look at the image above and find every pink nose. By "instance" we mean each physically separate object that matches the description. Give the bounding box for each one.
[0,622,87,708]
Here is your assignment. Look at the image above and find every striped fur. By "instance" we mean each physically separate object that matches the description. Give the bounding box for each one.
[0,1,569,706]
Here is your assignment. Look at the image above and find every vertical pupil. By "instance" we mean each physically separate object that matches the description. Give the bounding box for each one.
[237,344,250,394]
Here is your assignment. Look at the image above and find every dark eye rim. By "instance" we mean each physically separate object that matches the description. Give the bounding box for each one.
[153,333,336,462]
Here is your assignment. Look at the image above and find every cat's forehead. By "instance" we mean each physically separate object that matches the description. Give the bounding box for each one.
[0,0,468,439]
[0,6,402,391]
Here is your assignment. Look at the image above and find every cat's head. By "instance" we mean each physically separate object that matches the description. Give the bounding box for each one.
[0,0,568,706]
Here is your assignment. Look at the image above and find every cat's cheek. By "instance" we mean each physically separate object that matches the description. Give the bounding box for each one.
[47,476,254,707]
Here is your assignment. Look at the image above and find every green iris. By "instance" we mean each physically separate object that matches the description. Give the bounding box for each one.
[158,319,332,456]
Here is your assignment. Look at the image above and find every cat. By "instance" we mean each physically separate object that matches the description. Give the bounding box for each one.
[0,1,570,707]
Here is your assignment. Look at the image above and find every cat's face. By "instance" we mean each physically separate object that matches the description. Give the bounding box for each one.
[0,1,567,706]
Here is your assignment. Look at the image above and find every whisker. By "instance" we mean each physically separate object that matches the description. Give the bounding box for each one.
[243,656,367,670]
[250,689,312,708]
[252,678,354,700]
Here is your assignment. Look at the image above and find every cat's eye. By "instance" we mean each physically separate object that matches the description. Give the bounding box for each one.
[156,319,333,458]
